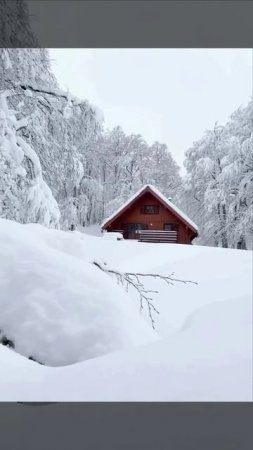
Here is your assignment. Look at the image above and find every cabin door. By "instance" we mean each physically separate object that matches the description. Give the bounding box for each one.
[121,223,148,239]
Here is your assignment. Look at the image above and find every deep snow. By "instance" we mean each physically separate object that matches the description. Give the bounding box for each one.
[0,218,252,401]
[0,219,156,366]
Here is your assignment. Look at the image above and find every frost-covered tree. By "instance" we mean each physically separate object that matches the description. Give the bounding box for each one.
[219,134,253,249]
[0,48,103,229]
[182,100,253,249]
[0,0,182,232]
[98,127,145,215]
[97,127,182,218]
[183,125,229,247]
[0,2,104,230]
[223,102,253,249]
[145,141,182,200]
[0,90,60,227]
[58,154,102,230]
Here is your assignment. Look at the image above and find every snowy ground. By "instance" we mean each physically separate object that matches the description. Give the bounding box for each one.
[0,219,252,401]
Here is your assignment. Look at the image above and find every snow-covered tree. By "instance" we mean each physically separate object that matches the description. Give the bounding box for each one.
[182,100,253,249]
[97,127,182,218]
[0,48,103,229]
[1,1,250,245]
[146,141,182,200]
[0,90,60,227]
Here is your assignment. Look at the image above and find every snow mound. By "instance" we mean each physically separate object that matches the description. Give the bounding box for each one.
[0,294,251,401]
[103,232,124,241]
[173,295,252,367]
[0,219,157,367]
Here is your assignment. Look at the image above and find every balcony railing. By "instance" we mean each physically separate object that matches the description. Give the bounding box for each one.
[137,229,178,243]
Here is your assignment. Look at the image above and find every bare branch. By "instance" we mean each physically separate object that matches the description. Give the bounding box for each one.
[92,260,198,329]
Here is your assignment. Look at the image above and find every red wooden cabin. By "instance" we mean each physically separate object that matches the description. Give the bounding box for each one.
[101,185,198,244]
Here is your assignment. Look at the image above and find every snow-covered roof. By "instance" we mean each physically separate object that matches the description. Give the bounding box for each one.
[101,184,199,233]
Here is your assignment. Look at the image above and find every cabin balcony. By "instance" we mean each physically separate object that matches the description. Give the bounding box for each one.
[136,229,178,243]
[108,228,178,243]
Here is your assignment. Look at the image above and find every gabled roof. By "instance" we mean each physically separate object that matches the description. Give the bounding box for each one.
[101,184,199,234]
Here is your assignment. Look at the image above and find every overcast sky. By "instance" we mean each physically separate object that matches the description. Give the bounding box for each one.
[49,49,252,169]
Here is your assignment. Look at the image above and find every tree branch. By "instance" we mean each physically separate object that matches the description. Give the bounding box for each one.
[93,260,197,329]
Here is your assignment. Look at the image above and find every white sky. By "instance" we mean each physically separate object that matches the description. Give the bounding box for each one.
[49,49,252,169]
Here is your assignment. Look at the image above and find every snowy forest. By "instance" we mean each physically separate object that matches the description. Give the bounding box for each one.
[0,0,252,404]
[0,48,181,230]
[0,5,252,249]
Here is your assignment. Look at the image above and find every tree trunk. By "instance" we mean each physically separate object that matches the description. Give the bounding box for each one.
[217,203,228,248]
[237,236,247,250]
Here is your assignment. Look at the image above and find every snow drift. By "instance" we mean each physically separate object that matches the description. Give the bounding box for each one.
[0,294,251,401]
[0,219,156,366]
[0,218,252,400]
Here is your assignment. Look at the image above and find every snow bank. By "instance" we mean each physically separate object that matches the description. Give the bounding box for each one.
[0,218,252,400]
[102,232,124,241]
[0,295,251,401]
[0,219,156,366]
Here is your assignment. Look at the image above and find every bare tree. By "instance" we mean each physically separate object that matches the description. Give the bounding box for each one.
[93,261,197,329]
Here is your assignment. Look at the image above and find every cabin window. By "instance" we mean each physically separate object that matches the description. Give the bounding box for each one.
[122,223,148,232]
[140,205,160,214]
[164,223,179,231]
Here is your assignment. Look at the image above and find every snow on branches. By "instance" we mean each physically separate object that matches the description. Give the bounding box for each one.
[0,89,60,227]
[181,102,253,249]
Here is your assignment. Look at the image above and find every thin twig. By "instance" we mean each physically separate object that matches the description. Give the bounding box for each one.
[93,260,198,329]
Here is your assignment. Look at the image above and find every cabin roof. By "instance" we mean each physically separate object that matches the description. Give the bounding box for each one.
[101,184,199,233]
